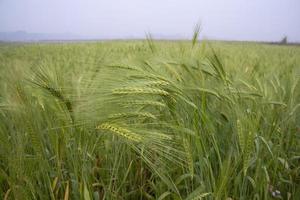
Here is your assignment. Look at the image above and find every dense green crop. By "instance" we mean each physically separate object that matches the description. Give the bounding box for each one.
[0,40,299,199]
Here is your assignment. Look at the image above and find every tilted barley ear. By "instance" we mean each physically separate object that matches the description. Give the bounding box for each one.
[96,123,141,142]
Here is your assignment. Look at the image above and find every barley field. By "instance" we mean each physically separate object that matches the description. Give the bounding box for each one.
[0,40,299,199]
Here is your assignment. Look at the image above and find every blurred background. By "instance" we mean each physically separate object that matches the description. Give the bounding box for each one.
[0,0,299,42]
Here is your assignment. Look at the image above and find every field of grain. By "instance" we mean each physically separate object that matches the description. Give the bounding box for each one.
[0,41,299,199]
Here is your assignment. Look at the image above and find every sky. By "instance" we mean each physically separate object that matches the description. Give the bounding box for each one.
[0,0,299,42]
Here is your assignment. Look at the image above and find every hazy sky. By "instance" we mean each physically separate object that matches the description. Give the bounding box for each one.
[0,0,299,41]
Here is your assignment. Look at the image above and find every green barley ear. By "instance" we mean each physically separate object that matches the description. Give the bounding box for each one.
[96,123,141,142]
[145,32,156,53]
[26,122,43,156]
[183,138,194,178]
[109,112,157,120]
[120,100,166,107]
[237,120,245,154]
[237,119,248,175]
[237,119,255,175]
[192,22,201,48]
[112,87,169,96]
[243,131,255,175]
[207,47,228,84]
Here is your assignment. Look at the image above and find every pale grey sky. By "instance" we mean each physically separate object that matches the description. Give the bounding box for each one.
[0,0,299,41]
